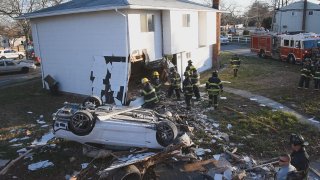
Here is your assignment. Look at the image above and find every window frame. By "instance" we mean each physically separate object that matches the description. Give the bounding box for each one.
[182,14,191,27]
[140,14,155,32]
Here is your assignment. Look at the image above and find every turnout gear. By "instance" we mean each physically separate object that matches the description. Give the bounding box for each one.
[185,60,195,73]
[230,54,241,77]
[290,148,310,179]
[298,60,313,89]
[183,76,193,110]
[151,72,161,94]
[314,66,320,90]
[190,69,201,100]
[167,71,181,100]
[141,82,158,108]
[290,134,309,146]
[206,71,223,109]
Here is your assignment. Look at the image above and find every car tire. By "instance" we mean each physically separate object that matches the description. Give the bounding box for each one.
[156,120,178,147]
[0,56,5,60]
[18,54,24,59]
[82,96,102,108]
[112,165,141,180]
[21,67,29,73]
[68,110,95,136]
[259,50,266,59]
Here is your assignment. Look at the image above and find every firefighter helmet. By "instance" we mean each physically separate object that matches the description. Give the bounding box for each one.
[188,60,193,64]
[141,78,149,84]
[212,70,218,77]
[290,133,309,146]
[153,71,159,76]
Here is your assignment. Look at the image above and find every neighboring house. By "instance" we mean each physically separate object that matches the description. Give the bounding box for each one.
[273,1,320,34]
[0,36,10,49]
[19,0,218,105]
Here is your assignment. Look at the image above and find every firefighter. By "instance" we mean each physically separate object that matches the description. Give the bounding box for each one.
[185,60,195,73]
[151,71,161,95]
[230,54,241,77]
[190,67,201,100]
[183,71,193,110]
[314,64,320,90]
[298,59,313,89]
[206,71,223,109]
[141,78,159,108]
[167,68,181,100]
[290,133,310,179]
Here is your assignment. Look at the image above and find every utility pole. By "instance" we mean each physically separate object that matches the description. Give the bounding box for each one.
[302,0,307,32]
[212,0,220,70]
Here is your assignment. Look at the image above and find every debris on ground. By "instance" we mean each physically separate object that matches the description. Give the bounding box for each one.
[27,160,54,171]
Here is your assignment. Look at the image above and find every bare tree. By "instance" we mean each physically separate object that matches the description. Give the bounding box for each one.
[0,0,68,44]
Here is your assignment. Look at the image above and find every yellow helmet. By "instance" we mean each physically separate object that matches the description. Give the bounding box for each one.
[153,71,159,76]
[141,78,149,84]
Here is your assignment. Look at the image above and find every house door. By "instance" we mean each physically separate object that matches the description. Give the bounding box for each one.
[176,52,187,82]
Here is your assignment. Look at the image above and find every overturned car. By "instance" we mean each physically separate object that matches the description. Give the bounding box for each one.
[52,96,178,149]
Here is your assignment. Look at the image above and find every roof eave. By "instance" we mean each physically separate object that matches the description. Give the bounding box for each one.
[16,5,129,20]
[129,5,219,12]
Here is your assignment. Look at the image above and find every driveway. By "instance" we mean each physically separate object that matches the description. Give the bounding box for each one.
[0,67,41,88]
[220,44,256,57]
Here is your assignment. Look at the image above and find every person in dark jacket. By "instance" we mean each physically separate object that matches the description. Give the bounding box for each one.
[313,64,320,90]
[298,59,313,89]
[289,133,310,179]
[141,78,159,108]
[183,71,193,110]
[230,54,241,77]
[167,68,181,100]
[190,67,201,100]
[151,71,161,95]
[206,71,223,109]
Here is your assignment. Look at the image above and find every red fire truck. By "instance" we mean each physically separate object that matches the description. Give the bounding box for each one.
[251,32,320,63]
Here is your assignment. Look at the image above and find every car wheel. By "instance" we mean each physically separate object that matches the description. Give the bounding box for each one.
[21,67,29,73]
[0,56,5,60]
[259,50,266,59]
[156,120,178,147]
[69,110,95,136]
[82,96,102,108]
[112,165,141,180]
[19,54,24,59]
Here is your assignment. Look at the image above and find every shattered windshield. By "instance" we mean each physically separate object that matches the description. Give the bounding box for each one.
[303,40,320,49]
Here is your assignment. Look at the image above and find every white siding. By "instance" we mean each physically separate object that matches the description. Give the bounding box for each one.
[31,11,127,95]
[199,12,216,46]
[127,9,162,61]
[162,10,171,55]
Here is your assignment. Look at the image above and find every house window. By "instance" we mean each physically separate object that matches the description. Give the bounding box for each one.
[309,11,313,15]
[141,14,155,32]
[182,14,190,27]
[284,40,290,46]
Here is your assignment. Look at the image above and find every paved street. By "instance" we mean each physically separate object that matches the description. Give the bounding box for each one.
[220,44,256,57]
[0,67,41,88]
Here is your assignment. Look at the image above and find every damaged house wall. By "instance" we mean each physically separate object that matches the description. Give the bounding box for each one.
[31,11,129,103]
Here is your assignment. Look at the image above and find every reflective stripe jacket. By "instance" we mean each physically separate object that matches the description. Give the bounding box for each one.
[314,70,320,80]
[183,78,194,96]
[151,77,161,91]
[300,65,312,77]
[141,83,158,103]
[206,77,223,95]
[230,57,241,69]
[191,72,200,85]
[169,73,181,89]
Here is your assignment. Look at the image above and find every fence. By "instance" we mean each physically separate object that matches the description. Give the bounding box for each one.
[228,35,251,44]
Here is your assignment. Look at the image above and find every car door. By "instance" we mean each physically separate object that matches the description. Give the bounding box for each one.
[0,61,6,73]
[5,60,19,72]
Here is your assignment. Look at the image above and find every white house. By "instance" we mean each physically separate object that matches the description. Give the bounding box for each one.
[19,0,218,105]
[273,1,320,34]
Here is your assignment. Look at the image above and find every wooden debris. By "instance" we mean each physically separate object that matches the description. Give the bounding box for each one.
[225,149,243,162]
[182,159,218,172]
[233,171,246,180]
[0,149,33,175]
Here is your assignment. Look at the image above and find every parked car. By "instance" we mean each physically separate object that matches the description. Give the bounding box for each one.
[0,49,25,59]
[220,35,230,45]
[52,96,178,149]
[0,59,36,74]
